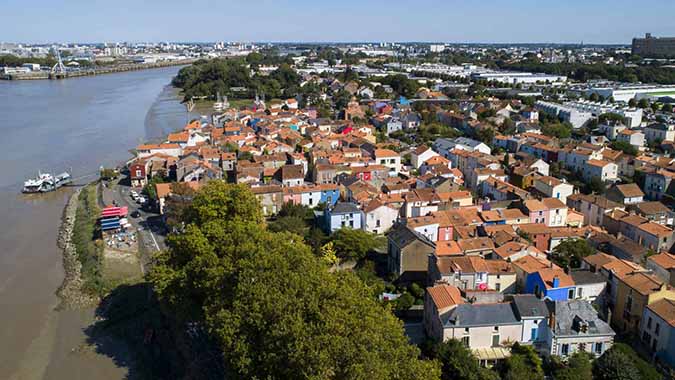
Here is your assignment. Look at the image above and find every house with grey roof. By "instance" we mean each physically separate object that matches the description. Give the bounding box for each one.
[538,300,615,358]
[323,202,364,233]
[388,223,434,283]
[441,302,522,351]
[432,137,491,158]
[510,295,549,344]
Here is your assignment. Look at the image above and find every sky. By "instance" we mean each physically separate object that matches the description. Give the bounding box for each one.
[2,0,675,44]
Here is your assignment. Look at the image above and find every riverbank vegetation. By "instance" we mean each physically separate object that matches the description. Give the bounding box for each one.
[72,183,106,295]
[171,57,301,101]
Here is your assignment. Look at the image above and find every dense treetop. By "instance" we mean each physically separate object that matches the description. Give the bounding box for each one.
[149,182,440,379]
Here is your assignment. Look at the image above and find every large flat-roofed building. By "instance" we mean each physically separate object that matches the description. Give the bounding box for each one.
[471,71,567,85]
[632,33,675,58]
[560,100,643,128]
[576,82,675,103]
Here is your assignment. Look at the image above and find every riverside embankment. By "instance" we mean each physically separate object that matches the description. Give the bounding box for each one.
[1,59,196,80]
[0,66,200,380]
[56,187,99,309]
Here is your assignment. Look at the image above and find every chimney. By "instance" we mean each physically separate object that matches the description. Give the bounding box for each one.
[548,309,556,329]
[552,276,560,288]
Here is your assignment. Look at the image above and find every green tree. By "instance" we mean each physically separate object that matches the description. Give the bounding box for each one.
[628,98,638,108]
[638,98,650,109]
[552,239,595,268]
[142,173,169,200]
[331,228,382,261]
[476,127,495,145]
[541,123,572,139]
[435,339,500,380]
[611,343,662,380]
[610,140,638,156]
[502,343,544,380]
[598,112,625,124]
[588,176,606,195]
[319,241,339,266]
[593,346,641,380]
[149,183,440,379]
[552,351,593,380]
[395,292,415,311]
[502,153,511,170]
[268,216,308,236]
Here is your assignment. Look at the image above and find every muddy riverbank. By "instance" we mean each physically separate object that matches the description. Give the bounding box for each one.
[56,188,99,309]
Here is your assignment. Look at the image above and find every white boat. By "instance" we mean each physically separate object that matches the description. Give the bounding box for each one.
[22,171,72,193]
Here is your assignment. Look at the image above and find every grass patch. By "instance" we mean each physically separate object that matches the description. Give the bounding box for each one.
[72,183,106,295]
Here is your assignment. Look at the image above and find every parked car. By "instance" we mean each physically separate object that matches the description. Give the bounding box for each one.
[130,210,141,218]
[136,196,146,204]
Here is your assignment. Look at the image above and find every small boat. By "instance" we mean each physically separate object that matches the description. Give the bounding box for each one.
[22,171,72,193]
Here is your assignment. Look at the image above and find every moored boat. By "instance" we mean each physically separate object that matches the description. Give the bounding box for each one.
[22,171,72,193]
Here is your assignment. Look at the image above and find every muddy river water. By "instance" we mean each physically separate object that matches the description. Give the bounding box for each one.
[0,66,197,379]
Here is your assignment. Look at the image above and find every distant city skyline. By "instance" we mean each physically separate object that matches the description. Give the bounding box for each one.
[2,0,675,44]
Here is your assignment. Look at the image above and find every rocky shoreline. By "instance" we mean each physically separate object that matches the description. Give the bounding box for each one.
[56,188,99,309]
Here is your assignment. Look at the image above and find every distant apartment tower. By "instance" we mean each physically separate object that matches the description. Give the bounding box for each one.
[632,33,675,57]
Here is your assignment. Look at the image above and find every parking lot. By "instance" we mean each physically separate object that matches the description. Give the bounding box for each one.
[101,179,168,274]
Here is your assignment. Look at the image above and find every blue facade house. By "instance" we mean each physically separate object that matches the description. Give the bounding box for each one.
[324,202,364,233]
[525,268,576,301]
[319,186,340,207]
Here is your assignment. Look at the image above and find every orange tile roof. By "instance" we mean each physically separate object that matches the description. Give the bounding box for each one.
[513,255,558,274]
[427,284,463,312]
[621,272,668,296]
[536,268,574,289]
[647,299,675,327]
[649,252,675,270]
[168,131,189,143]
[493,241,528,259]
[435,241,463,256]
[374,148,399,158]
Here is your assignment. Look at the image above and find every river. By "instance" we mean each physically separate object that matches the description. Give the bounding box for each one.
[0,67,199,380]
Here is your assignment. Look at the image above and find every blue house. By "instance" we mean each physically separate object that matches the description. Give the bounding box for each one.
[319,186,340,207]
[324,202,364,233]
[642,299,675,368]
[525,268,576,301]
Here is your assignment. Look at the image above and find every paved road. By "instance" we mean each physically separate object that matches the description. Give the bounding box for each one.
[101,180,167,274]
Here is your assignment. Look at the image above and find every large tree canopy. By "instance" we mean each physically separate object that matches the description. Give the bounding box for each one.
[149,182,439,379]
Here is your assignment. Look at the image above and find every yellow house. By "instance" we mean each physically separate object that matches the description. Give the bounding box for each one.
[612,271,675,336]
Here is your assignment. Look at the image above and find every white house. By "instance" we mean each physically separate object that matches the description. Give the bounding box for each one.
[433,137,491,157]
[534,176,575,203]
[644,123,675,144]
[411,145,439,169]
[363,200,399,234]
[600,123,626,140]
[324,202,364,233]
[374,149,402,174]
[538,300,615,358]
[583,160,618,182]
[616,129,645,149]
